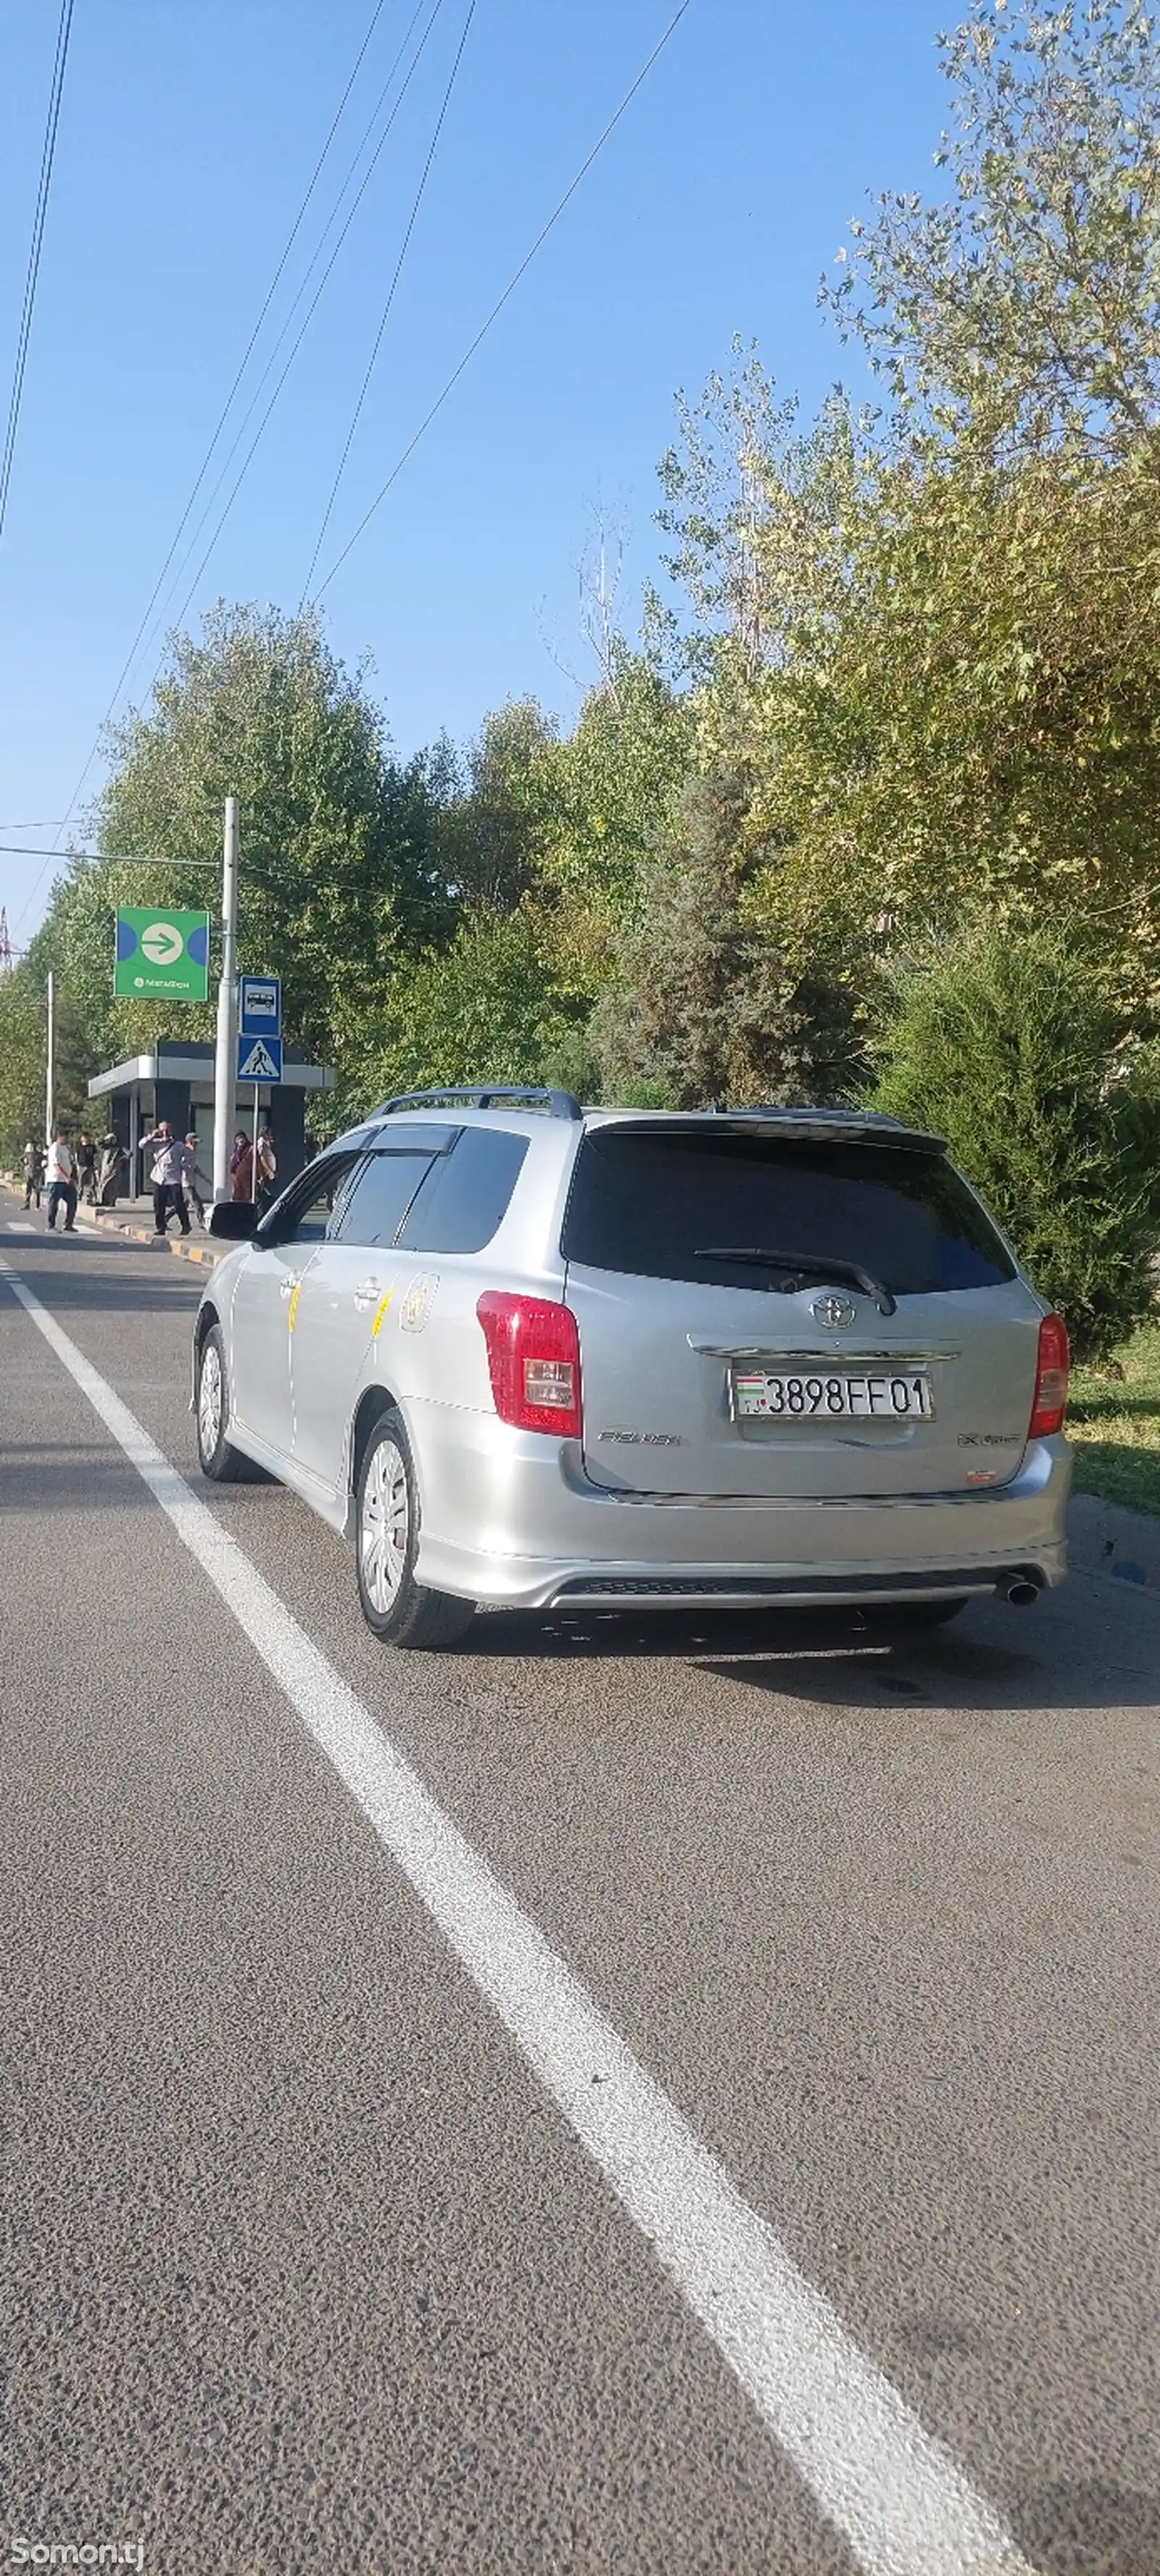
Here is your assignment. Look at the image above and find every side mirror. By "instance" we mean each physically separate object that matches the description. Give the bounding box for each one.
[208,1201,257,1241]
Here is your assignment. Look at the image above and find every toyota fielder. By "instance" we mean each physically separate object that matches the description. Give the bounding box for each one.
[192,1091,1071,1647]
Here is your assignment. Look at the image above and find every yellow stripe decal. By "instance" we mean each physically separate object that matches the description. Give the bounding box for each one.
[370,1288,393,1341]
[287,1282,301,1334]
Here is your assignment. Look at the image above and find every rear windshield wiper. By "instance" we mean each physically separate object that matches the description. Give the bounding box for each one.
[694,1247,897,1318]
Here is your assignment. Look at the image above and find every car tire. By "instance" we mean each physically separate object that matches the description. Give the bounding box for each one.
[355,1407,476,1649]
[196,1322,259,1483]
[862,1597,969,1633]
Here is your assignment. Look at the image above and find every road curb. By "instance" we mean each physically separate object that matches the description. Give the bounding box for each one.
[1068,1488,1160,1592]
[75,1207,221,1267]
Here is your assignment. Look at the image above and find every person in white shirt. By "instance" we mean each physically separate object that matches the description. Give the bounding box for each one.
[45,1130,77,1232]
[138,1121,191,1237]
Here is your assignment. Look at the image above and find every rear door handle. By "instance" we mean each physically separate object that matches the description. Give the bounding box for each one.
[352,1278,381,1309]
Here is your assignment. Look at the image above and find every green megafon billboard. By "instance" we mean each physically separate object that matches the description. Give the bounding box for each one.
[115,908,209,1001]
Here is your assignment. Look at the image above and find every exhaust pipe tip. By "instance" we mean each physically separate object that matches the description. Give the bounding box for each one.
[1000,1576,1040,1607]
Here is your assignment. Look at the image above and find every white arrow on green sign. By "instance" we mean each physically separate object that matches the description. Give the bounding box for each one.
[114,908,210,1001]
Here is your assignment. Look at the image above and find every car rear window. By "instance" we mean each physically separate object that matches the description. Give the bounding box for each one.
[560,1128,1016,1296]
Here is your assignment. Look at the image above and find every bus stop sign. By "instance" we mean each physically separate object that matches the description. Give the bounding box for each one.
[240,974,281,1038]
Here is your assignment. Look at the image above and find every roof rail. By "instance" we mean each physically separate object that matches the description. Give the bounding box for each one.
[371,1084,584,1122]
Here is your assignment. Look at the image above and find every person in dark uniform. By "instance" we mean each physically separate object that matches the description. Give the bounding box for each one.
[75,1132,98,1205]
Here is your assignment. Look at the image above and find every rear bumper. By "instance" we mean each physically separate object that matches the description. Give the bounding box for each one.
[410,1405,1072,1611]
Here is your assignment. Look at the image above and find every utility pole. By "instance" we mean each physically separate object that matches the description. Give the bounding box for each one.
[212,797,239,1202]
[44,969,54,1145]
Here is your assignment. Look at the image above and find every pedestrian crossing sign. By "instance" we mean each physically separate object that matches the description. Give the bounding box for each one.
[236,1035,283,1082]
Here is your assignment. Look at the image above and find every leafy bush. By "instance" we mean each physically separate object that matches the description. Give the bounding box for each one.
[870,924,1160,1359]
[349,906,587,1116]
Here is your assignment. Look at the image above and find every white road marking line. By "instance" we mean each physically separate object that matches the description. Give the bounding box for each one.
[0,1251,1037,2576]
[6,1220,35,1232]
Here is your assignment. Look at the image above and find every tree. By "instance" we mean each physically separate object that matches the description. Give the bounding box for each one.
[0,966,91,1161]
[91,602,447,1074]
[0,971,46,1161]
[593,775,862,1111]
[870,921,1160,1357]
[433,700,558,911]
[655,339,800,681]
[431,655,695,1003]
[528,647,694,993]
[657,356,1160,983]
[824,0,1160,471]
[351,906,587,1114]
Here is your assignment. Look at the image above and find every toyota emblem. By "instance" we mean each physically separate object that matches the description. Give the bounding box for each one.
[811,1291,858,1329]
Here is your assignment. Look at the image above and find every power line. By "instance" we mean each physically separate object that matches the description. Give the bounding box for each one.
[0,0,76,553]
[12,0,436,945]
[0,839,451,891]
[0,842,219,866]
[149,0,446,663]
[12,0,696,948]
[300,0,478,604]
[312,0,696,602]
[41,0,398,853]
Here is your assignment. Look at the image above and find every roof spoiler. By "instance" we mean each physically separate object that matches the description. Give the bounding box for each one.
[610,1106,948,1154]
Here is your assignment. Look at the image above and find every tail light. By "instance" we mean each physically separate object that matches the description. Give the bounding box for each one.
[1030,1313,1069,1437]
[476,1292,583,1437]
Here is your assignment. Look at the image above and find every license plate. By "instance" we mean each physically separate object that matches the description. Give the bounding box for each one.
[732,1369,935,1422]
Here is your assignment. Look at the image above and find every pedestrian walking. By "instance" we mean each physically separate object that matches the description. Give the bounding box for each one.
[182,1131,209,1227]
[255,1121,278,1214]
[44,1129,78,1232]
[230,1130,254,1201]
[22,1140,44,1209]
[75,1131,98,1206]
[139,1120,191,1238]
[96,1130,125,1206]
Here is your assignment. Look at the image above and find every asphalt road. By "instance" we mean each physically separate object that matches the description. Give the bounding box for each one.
[2,1188,1159,2576]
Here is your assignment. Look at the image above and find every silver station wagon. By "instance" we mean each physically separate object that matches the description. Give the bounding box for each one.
[193,1089,1072,1647]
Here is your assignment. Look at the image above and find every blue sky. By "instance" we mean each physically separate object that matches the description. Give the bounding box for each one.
[0,0,949,943]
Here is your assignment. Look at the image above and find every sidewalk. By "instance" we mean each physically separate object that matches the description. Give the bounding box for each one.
[2,1175,222,1269]
[77,1192,222,1267]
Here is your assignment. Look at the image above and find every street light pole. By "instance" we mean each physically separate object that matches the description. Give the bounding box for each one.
[212,797,239,1203]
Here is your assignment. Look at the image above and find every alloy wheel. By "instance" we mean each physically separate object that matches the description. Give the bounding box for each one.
[198,1341,223,1458]
[361,1436,410,1613]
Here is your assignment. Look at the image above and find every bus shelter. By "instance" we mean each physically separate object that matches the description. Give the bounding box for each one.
[86,1038,334,1199]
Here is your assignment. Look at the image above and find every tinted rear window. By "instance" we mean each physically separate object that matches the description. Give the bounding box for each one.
[398,1127,529,1254]
[561,1130,1015,1296]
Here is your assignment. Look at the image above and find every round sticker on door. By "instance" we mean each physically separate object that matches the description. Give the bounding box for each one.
[400,1272,438,1333]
